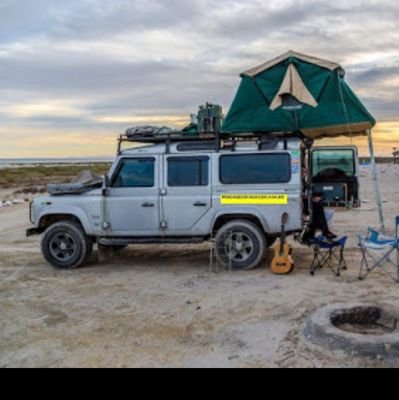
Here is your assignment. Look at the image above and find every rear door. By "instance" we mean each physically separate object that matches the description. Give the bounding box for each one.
[310,146,360,208]
[161,155,212,234]
[215,150,303,234]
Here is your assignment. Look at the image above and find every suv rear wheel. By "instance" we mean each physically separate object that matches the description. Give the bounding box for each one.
[41,221,92,269]
[214,219,266,270]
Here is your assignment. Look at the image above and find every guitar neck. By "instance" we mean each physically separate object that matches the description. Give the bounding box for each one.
[279,224,286,255]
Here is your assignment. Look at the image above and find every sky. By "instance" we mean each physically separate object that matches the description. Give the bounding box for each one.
[1,0,399,158]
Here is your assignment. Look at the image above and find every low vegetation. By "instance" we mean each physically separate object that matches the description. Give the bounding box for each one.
[0,164,111,189]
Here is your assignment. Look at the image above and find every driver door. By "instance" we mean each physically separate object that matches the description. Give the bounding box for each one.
[105,156,160,235]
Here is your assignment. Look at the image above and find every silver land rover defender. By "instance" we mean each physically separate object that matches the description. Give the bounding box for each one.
[27,132,360,271]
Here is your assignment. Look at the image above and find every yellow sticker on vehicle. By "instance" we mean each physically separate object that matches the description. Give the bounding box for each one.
[220,194,288,205]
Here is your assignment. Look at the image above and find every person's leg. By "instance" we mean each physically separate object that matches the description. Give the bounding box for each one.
[312,201,336,239]
[302,199,336,244]
[302,209,316,244]
[312,201,328,233]
[302,222,315,243]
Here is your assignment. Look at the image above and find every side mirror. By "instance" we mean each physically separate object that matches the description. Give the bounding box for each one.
[102,174,110,196]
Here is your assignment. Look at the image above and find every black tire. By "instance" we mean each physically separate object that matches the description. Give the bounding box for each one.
[214,219,266,270]
[41,221,90,269]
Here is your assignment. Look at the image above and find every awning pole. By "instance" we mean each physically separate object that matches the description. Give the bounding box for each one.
[367,129,385,232]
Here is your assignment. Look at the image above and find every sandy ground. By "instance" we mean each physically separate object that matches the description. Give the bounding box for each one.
[1,164,399,368]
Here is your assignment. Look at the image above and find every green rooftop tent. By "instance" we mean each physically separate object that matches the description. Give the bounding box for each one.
[222,51,384,230]
[222,50,375,138]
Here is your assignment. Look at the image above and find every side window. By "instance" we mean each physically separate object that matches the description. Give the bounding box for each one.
[220,154,291,184]
[112,158,155,188]
[168,157,209,187]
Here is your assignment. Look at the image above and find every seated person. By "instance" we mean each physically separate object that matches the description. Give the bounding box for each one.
[302,192,337,243]
[301,166,337,243]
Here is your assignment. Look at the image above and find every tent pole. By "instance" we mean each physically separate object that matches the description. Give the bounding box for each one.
[367,129,385,232]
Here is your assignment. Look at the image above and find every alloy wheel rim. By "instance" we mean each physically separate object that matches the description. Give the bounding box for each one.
[224,232,254,262]
[49,233,77,262]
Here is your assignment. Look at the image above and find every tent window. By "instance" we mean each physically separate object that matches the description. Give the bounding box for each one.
[312,149,355,178]
[220,154,291,184]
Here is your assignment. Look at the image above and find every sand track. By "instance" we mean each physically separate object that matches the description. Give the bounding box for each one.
[1,164,399,367]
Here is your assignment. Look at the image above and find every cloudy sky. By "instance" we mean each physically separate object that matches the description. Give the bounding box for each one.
[1,0,399,157]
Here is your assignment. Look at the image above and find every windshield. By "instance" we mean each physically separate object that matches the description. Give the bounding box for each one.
[312,149,355,177]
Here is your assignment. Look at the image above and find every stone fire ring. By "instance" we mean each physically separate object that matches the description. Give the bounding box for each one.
[304,303,399,359]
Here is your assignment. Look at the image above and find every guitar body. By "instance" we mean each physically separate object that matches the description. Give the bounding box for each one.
[270,212,295,274]
[271,242,294,274]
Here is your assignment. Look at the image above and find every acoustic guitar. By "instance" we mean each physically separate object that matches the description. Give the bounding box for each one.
[271,213,295,274]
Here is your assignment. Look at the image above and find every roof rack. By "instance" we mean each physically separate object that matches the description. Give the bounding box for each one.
[116,130,302,154]
[117,131,219,154]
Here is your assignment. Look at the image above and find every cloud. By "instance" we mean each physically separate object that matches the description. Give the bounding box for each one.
[0,0,398,156]
[49,0,207,40]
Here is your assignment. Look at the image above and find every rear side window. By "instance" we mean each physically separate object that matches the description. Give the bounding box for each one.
[168,157,209,186]
[220,153,291,184]
[112,158,155,187]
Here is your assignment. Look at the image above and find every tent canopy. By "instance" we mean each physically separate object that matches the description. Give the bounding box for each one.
[222,50,375,139]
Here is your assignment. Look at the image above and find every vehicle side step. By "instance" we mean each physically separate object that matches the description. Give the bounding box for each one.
[98,237,205,246]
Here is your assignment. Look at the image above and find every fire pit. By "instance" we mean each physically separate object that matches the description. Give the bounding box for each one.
[304,303,399,358]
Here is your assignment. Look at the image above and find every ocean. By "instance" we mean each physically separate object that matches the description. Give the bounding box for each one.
[0,157,114,166]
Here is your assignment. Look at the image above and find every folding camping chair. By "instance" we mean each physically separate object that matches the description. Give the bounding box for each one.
[309,235,348,277]
[358,217,399,283]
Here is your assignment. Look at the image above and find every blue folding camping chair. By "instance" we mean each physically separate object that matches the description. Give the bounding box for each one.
[309,235,348,277]
[358,216,399,283]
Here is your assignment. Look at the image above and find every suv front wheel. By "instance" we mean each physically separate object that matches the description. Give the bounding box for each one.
[214,219,266,270]
[41,221,92,269]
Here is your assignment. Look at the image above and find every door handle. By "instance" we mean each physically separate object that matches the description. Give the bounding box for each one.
[193,202,207,207]
[142,202,155,208]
